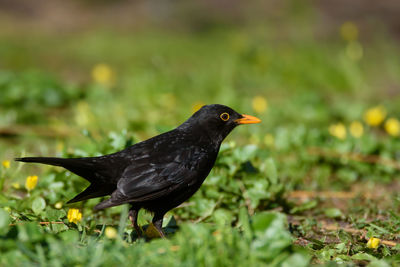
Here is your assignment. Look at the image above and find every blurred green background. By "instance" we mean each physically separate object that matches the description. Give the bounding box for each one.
[1,0,400,266]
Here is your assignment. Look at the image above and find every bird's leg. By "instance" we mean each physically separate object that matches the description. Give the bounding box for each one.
[152,212,166,238]
[128,208,142,237]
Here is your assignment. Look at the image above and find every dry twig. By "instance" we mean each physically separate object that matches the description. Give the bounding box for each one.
[291,220,398,247]
[308,147,400,171]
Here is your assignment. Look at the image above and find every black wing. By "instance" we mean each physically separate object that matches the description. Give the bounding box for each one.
[94,133,213,210]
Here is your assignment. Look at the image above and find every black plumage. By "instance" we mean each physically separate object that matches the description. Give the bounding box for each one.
[16,104,260,237]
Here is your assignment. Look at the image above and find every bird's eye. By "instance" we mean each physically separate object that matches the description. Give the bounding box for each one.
[220,112,230,121]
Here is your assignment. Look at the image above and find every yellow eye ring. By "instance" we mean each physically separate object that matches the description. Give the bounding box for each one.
[220,112,230,121]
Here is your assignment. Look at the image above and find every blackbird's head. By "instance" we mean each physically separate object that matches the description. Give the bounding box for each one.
[180,104,261,144]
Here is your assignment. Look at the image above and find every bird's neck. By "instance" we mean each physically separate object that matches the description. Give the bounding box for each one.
[178,122,224,150]
[202,130,224,149]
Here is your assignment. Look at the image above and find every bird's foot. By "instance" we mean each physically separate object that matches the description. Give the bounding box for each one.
[145,223,166,239]
[129,214,143,238]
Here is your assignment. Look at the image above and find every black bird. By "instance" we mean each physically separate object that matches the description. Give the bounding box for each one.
[16,104,260,237]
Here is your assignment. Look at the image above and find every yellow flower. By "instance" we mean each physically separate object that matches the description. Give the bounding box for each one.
[12,183,20,189]
[367,237,380,249]
[91,63,114,86]
[264,134,275,147]
[54,202,63,209]
[2,160,10,169]
[329,123,347,140]
[349,121,364,138]
[252,96,268,113]
[25,175,38,191]
[104,226,118,239]
[191,102,205,113]
[385,118,400,137]
[364,106,386,126]
[67,208,82,224]
[340,21,358,42]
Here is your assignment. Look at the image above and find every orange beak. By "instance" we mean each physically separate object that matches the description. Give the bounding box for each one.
[235,114,261,125]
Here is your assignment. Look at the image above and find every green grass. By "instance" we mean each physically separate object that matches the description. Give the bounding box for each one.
[1,16,400,266]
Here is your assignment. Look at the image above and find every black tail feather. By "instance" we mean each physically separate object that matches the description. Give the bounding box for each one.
[16,156,116,204]
[15,157,97,183]
[15,157,69,166]
[67,183,114,204]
